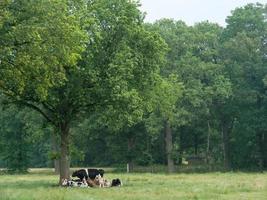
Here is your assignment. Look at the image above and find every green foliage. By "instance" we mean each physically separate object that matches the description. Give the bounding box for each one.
[224,3,267,39]
[0,0,87,100]
[82,0,167,128]
[220,3,267,169]
[145,75,184,136]
[0,104,49,171]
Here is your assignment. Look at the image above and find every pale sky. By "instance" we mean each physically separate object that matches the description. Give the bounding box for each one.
[140,0,267,26]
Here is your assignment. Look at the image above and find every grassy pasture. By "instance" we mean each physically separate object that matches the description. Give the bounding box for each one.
[0,169,266,200]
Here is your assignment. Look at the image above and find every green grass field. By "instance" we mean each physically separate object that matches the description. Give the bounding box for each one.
[0,169,266,200]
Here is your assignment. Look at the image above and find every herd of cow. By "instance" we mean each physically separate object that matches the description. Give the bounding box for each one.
[62,168,122,188]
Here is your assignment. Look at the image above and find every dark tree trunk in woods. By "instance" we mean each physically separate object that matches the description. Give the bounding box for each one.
[51,131,59,174]
[221,121,231,171]
[194,134,198,156]
[206,121,211,165]
[127,137,135,173]
[164,120,175,173]
[256,98,266,170]
[178,148,183,165]
[259,133,267,170]
[59,122,70,185]
[178,128,183,165]
[263,133,267,169]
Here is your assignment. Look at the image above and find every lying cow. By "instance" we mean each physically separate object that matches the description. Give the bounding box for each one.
[62,178,88,188]
[87,174,122,188]
[62,177,122,188]
[111,178,123,187]
[94,174,112,188]
[72,168,105,181]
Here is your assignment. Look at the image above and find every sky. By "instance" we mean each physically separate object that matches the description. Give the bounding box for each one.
[140,0,267,26]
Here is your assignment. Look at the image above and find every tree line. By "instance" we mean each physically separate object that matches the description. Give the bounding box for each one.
[0,1,266,183]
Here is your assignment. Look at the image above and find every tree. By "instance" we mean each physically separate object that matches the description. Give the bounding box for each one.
[0,0,87,182]
[220,3,267,170]
[143,75,183,173]
[148,19,231,171]
[0,0,167,183]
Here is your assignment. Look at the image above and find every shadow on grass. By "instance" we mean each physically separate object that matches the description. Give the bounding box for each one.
[0,181,59,189]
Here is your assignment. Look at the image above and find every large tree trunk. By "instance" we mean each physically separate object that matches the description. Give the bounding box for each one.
[59,122,70,185]
[51,131,60,174]
[221,121,231,171]
[165,120,175,173]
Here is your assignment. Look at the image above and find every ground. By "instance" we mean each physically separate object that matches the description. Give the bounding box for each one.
[0,169,266,200]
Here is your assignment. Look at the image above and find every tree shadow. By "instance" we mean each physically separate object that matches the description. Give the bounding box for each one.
[0,180,59,190]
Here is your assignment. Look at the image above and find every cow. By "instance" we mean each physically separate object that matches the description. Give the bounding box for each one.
[62,178,88,188]
[72,168,105,181]
[111,178,122,187]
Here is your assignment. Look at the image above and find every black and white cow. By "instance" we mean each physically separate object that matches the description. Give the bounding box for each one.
[111,178,122,187]
[62,178,88,188]
[72,168,105,181]
[71,168,122,188]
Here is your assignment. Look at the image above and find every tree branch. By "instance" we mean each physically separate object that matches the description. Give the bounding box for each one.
[19,101,56,126]
[42,102,56,113]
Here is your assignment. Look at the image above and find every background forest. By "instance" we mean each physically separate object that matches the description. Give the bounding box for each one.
[0,1,266,179]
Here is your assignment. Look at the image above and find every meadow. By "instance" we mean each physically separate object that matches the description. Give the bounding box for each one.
[0,169,266,200]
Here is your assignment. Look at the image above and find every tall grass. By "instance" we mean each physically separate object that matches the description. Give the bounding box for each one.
[0,170,266,200]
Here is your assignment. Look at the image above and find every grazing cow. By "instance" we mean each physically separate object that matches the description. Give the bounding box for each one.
[72,168,105,181]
